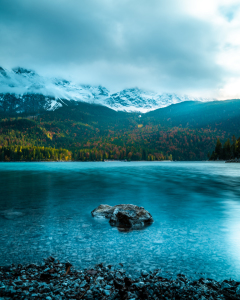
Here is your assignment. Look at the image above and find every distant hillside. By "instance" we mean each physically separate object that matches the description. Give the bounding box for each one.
[145,100,240,136]
[1,99,240,161]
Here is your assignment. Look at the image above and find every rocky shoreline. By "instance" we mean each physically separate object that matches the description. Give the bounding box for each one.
[1,257,240,300]
[225,159,240,163]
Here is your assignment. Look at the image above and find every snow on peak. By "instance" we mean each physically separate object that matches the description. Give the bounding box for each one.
[103,88,212,113]
[0,67,213,113]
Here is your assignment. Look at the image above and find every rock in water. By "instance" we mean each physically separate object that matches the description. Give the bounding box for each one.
[91,204,153,229]
[91,204,114,218]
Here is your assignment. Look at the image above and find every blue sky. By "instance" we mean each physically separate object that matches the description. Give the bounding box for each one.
[0,0,240,98]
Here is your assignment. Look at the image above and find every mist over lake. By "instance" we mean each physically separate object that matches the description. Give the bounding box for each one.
[1,161,240,281]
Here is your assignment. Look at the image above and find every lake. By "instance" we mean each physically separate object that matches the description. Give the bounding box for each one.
[0,161,240,281]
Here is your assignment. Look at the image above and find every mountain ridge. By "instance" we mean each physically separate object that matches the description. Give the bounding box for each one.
[0,66,214,113]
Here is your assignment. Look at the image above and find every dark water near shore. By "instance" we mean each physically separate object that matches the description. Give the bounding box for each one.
[0,161,240,280]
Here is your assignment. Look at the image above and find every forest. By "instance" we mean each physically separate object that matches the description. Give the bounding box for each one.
[210,136,240,160]
[0,146,71,162]
[0,99,240,162]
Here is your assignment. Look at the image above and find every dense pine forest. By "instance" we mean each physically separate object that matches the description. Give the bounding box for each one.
[1,99,240,162]
[210,137,240,161]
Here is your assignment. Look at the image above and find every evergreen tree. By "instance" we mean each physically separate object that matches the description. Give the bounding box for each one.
[231,135,237,158]
[215,138,222,159]
[223,138,231,159]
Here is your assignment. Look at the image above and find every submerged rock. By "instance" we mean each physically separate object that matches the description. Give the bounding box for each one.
[91,204,154,228]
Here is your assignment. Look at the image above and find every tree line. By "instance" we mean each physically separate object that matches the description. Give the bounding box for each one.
[0,146,71,161]
[0,145,172,162]
[210,136,240,160]
[0,114,234,162]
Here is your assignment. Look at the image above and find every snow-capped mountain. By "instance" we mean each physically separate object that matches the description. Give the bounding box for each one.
[105,88,211,113]
[0,67,213,113]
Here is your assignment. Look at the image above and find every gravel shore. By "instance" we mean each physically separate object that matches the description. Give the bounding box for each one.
[1,257,240,300]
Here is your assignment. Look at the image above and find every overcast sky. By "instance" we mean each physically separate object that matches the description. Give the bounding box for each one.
[1,0,240,98]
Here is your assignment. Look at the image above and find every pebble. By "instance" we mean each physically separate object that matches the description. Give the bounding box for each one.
[141,270,149,277]
[0,256,239,299]
[236,285,240,295]
[221,281,231,290]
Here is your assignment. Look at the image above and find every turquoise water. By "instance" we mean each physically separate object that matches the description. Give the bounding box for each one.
[0,161,240,280]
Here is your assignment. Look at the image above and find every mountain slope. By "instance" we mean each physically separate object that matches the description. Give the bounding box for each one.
[144,99,240,135]
[1,99,240,161]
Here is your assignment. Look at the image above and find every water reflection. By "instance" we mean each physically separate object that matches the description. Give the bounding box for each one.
[0,161,240,280]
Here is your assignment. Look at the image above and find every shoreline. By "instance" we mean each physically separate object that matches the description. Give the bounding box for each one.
[225,159,240,163]
[1,257,240,299]
[0,160,231,163]
[0,160,173,163]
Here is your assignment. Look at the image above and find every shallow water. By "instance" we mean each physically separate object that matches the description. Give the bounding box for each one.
[0,161,240,280]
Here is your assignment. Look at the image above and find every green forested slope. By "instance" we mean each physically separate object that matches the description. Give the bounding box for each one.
[0,100,239,161]
[145,100,240,134]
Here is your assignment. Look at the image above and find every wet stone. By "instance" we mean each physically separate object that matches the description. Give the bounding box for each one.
[91,204,154,229]
[236,285,240,295]
[221,281,232,290]
[141,270,149,277]
[0,256,240,299]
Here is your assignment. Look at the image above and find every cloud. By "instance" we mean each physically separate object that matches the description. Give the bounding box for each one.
[219,3,240,21]
[0,0,240,97]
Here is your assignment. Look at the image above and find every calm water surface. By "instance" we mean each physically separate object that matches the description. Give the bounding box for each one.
[0,161,240,280]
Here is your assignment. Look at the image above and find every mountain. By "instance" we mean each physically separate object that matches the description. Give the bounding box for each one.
[0,66,213,114]
[2,66,240,162]
[1,97,240,161]
[104,88,210,113]
[145,99,240,133]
